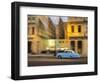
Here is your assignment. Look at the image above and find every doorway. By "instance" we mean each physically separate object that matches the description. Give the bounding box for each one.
[70,41,75,51]
[28,41,32,53]
[77,41,82,54]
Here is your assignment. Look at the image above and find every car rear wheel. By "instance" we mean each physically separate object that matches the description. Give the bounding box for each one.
[58,55,62,59]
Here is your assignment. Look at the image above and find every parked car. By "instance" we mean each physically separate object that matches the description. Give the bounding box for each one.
[56,50,80,59]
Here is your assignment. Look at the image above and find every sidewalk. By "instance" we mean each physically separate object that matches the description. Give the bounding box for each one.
[28,54,55,58]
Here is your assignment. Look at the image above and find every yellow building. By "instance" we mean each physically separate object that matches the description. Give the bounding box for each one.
[65,17,88,57]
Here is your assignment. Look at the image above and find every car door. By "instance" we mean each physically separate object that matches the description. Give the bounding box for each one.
[65,51,71,58]
[69,52,74,58]
[69,52,77,58]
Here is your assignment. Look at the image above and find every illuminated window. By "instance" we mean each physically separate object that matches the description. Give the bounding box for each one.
[71,25,74,32]
[78,25,81,32]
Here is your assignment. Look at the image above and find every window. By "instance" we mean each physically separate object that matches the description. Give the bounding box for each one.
[78,25,81,32]
[59,41,61,43]
[59,41,64,43]
[28,17,31,20]
[32,17,36,20]
[62,41,64,43]
[71,25,74,32]
[28,16,36,20]
[32,27,35,34]
[65,51,72,53]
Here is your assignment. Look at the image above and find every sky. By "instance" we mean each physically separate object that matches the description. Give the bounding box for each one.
[49,16,68,25]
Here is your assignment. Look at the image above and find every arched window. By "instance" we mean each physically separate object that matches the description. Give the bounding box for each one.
[71,25,74,32]
[78,25,81,32]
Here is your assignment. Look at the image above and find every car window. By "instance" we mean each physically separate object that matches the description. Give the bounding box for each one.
[65,51,72,53]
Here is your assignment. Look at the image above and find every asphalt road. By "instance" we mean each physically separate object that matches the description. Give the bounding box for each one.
[28,54,87,66]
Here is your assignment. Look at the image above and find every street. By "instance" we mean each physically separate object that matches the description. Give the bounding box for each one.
[28,54,87,66]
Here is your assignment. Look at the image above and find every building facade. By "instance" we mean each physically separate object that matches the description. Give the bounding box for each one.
[28,15,56,54]
[28,15,40,54]
[65,17,88,57]
[28,16,88,57]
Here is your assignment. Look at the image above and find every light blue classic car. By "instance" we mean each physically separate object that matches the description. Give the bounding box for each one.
[56,50,80,59]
